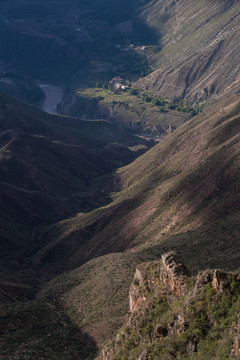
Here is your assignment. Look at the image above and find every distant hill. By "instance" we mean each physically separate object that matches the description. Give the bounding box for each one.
[135,0,240,103]
[0,71,44,106]
[0,0,146,83]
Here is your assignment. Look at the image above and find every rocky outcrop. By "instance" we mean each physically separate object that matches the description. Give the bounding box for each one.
[129,252,190,313]
[100,253,240,360]
[129,268,147,313]
[194,268,240,294]
[160,252,190,295]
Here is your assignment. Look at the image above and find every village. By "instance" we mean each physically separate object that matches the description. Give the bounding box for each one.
[109,76,131,91]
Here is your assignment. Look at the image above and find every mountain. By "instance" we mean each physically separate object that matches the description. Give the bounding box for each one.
[1,1,240,359]
[0,93,153,277]
[1,90,240,360]
[35,93,240,273]
[135,0,240,103]
[0,0,146,83]
[31,94,240,352]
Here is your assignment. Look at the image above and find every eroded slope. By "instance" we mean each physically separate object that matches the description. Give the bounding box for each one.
[136,0,240,102]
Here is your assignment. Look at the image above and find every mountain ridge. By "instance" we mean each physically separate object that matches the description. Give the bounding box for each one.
[135,0,240,102]
[35,94,240,274]
[0,1,240,358]
[0,93,153,279]
[27,94,240,353]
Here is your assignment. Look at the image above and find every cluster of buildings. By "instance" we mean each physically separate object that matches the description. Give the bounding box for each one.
[109,76,130,91]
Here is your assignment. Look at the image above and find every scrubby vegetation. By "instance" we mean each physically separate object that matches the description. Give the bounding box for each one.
[73,87,191,136]
[136,0,240,102]
[31,95,240,353]
[0,1,240,359]
[104,258,240,360]
[0,300,97,359]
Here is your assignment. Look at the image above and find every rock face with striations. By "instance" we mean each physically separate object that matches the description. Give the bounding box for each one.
[100,252,240,360]
[136,0,240,103]
[159,252,190,295]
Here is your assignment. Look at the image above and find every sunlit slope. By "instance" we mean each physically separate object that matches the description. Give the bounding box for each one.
[36,94,240,273]
[32,94,240,351]
[136,0,240,102]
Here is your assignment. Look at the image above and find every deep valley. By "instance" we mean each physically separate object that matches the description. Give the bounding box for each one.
[0,1,240,359]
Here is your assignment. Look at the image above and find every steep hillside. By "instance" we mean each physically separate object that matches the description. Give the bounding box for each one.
[0,299,98,360]
[135,0,240,102]
[35,94,240,273]
[100,253,240,360]
[28,94,240,353]
[0,93,153,274]
[1,94,240,359]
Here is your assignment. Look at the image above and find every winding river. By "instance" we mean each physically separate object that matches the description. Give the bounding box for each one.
[39,83,64,114]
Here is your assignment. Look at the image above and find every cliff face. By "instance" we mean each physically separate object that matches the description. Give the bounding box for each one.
[129,253,190,313]
[101,253,240,360]
[60,93,189,136]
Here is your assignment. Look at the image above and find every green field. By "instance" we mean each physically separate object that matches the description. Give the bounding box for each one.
[73,87,197,135]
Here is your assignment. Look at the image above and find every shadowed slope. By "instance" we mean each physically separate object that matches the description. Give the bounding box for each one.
[0,94,153,271]
[35,95,240,349]
[36,94,240,272]
[1,93,240,357]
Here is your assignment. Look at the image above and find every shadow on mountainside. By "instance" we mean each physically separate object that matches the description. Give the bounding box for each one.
[31,95,240,278]
[0,94,154,278]
[0,298,98,359]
